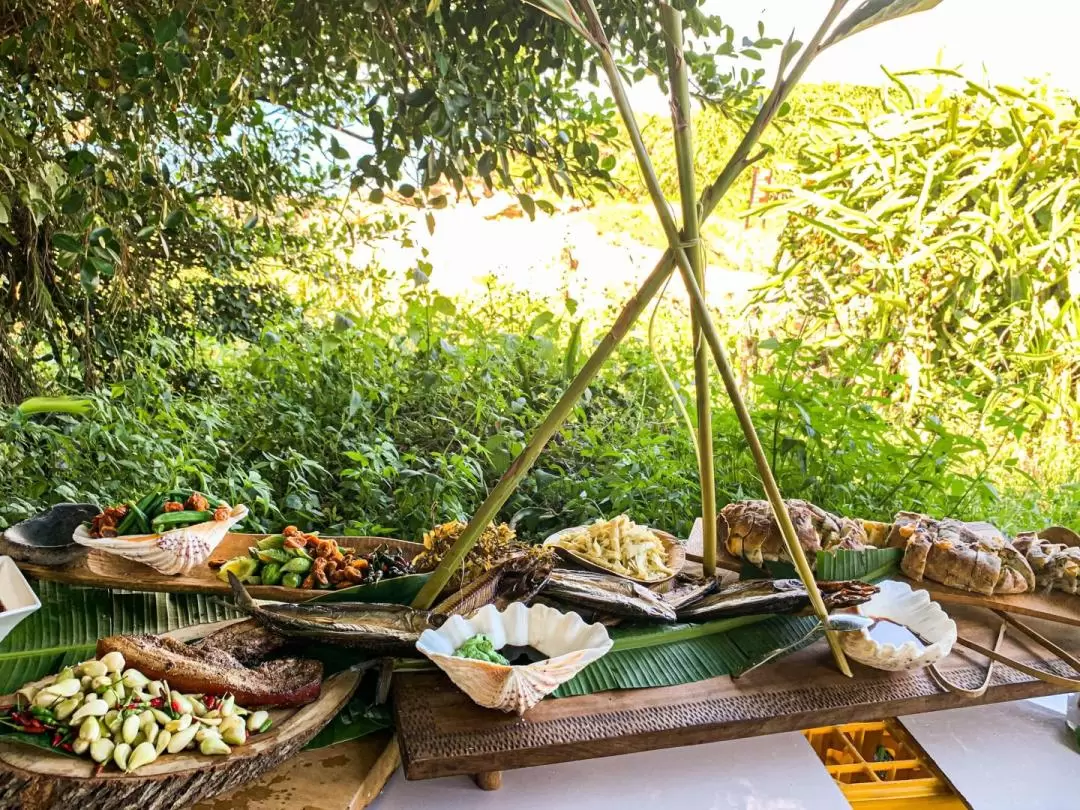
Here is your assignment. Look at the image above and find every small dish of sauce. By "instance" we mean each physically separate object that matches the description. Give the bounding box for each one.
[866,616,930,650]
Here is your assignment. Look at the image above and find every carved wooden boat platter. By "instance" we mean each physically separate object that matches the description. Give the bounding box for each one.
[13,533,425,603]
[0,623,361,810]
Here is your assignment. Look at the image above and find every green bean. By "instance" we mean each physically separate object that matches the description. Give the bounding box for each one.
[114,502,142,535]
[150,510,213,531]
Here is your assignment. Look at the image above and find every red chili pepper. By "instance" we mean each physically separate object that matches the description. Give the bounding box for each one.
[60,742,74,753]
[24,720,45,734]
[150,697,164,708]
[171,700,182,713]
[51,732,63,747]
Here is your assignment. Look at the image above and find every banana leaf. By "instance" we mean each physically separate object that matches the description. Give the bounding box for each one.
[817,547,901,582]
[0,729,81,759]
[740,547,901,583]
[0,580,239,695]
[304,675,392,750]
[304,572,431,605]
[552,615,818,697]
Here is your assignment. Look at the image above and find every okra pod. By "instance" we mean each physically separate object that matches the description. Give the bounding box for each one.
[151,510,213,531]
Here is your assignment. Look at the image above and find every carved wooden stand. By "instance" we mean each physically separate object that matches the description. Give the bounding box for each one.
[393,604,1080,783]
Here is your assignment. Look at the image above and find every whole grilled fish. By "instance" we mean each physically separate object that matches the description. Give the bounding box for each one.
[96,634,322,708]
[676,578,877,621]
[228,572,445,654]
[542,569,677,622]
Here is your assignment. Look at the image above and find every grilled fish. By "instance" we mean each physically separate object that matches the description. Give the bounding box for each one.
[676,578,878,621]
[542,569,676,622]
[661,575,723,612]
[229,572,445,653]
[96,634,322,708]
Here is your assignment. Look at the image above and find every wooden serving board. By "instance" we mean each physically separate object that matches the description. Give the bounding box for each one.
[15,534,424,603]
[687,518,1080,627]
[393,604,1080,780]
[0,668,361,810]
[196,732,395,810]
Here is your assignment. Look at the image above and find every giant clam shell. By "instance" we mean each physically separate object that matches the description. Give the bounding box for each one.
[839,579,956,672]
[73,505,249,576]
[416,602,612,715]
[0,503,98,567]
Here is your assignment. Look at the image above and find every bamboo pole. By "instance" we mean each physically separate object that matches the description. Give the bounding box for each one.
[660,5,716,579]
[579,0,852,676]
[414,1,848,618]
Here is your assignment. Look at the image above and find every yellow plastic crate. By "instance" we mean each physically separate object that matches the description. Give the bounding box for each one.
[802,720,966,809]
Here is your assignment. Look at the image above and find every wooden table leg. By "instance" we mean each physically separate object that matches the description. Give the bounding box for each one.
[472,771,502,791]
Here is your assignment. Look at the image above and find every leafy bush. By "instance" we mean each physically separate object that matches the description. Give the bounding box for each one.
[3,275,1074,541]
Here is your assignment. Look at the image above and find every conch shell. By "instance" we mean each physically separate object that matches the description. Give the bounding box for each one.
[416,602,612,715]
[73,505,248,575]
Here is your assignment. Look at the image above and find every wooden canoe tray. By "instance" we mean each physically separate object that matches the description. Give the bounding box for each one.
[0,621,361,810]
[686,518,1080,628]
[15,533,425,603]
[393,603,1080,780]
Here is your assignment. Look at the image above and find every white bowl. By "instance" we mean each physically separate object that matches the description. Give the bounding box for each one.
[0,556,41,644]
[416,602,612,715]
[839,579,956,672]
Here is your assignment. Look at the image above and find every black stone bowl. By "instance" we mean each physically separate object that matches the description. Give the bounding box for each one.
[0,503,99,567]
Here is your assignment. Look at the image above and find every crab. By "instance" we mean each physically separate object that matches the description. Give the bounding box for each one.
[887,512,1035,596]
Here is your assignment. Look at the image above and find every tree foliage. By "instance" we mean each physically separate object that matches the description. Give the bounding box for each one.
[759,70,1080,446]
[0,0,772,400]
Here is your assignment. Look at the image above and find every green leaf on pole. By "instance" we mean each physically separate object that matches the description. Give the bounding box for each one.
[824,0,944,49]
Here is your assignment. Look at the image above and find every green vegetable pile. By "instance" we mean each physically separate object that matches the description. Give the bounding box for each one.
[217,535,314,589]
[453,635,509,666]
[87,489,232,537]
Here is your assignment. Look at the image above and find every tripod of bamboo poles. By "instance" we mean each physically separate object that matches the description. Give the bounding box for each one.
[413,0,856,675]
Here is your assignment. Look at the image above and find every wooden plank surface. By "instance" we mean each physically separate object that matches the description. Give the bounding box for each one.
[393,604,1080,780]
[688,517,1080,627]
[15,533,423,603]
[196,733,394,810]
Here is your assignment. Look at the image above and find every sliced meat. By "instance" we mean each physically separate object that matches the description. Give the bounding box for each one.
[96,634,322,708]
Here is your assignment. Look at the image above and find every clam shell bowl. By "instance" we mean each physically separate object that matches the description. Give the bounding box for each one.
[72,505,249,576]
[416,602,613,715]
[839,579,957,672]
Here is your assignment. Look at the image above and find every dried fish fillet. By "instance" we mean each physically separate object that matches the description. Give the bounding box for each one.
[676,579,877,621]
[542,569,676,621]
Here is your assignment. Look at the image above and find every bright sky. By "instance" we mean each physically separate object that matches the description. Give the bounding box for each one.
[631,0,1074,111]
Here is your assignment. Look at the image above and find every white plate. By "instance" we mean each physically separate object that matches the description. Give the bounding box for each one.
[0,556,41,644]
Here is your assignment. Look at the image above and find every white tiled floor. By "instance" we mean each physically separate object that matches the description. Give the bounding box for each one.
[901,698,1075,810]
[374,697,1076,810]
[374,731,850,810]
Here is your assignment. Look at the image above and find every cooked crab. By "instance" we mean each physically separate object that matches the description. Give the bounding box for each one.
[1013,531,1080,595]
[887,512,1035,596]
[719,499,887,567]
